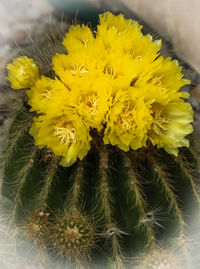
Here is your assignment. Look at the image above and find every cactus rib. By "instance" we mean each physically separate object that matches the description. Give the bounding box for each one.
[97,146,126,269]
[149,155,185,235]
[122,152,156,246]
[37,155,60,205]
[175,154,200,204]
[9,147,37,223]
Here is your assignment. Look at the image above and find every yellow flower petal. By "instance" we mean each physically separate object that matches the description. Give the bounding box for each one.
[26,76,68,113]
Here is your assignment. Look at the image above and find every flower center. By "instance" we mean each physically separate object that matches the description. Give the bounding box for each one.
[82,93,100,116]
[127,49,142,60]
[148,76,162,86]
[53,118,77,144]
[70,64,88,77]
[151,105,168,135]
[118,101,134,131]
[104,64,117,79]
[118,113,133,131]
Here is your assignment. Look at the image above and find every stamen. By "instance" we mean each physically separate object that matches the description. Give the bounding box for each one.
[127,49,142,60]
[83,93,100,116]
[104,64,117,79]
[53,120,77,145]
[152,108,168,135]
[135,55,142,60]
[127,50,134,58]
[70,64,88,77]
[119,113,133,131]
[41,87,54,99]
[82,37,88,47]
[148,76,162,86]
[118,101,134,131]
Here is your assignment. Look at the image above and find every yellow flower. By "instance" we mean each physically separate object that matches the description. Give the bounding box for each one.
[26,76,69,113]
[148,100,193,156]
[62,24,95,54]
[97,12,142,49]
[137,56,190,93]
[97,12,161,62]
[67,76,111,131]
[99,11,141,31]
[127,55,193,155]
[30,110,91,167]
[7,56,39,89]
[52,53,91,87]
[104,89,153,151]
[9,12,193,164]
[52,38,107,88]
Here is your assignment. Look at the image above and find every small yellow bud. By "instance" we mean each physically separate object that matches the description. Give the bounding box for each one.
[7,56,39,90]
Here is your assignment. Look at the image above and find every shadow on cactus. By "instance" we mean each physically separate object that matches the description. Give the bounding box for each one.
[1,11,200,269]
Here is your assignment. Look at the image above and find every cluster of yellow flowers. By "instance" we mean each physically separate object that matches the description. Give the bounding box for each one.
[7,12,193,167]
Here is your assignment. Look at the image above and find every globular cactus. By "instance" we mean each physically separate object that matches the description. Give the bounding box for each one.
[1,11,200,269]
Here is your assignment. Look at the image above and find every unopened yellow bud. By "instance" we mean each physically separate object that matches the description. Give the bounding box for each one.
[7,56,39,90]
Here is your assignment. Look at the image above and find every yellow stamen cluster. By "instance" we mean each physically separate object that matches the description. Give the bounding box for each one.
[7,12,193,166]
[53,119,77,145]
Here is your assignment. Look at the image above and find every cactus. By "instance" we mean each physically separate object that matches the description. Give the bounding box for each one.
[1,11,200,269]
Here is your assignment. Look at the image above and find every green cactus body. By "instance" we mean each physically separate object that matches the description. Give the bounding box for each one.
[1,105,200,268]
[1,11,200,269]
